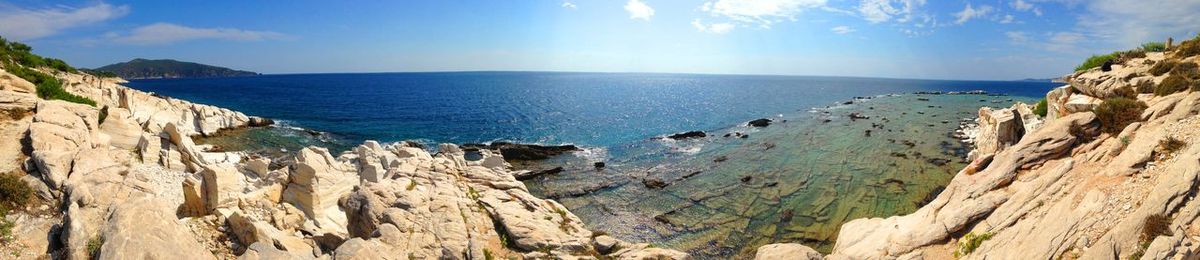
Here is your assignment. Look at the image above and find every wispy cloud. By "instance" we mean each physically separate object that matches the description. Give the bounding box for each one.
[1076,0,1200,47]
[1005,31,1028,43]
[562,1,577,10]
[953,3,993,25]
[624,0,655,20]
[106,23,287,45]
[831,25,856,34]
[1009,0,1042,16]
[0,2,129,41]
[857,0,925,24]
[691,19,735,34]
[999,14,1015,24]
[699,0,828,28]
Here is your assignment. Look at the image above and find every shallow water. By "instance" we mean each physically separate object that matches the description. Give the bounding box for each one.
[521,94,1036,258]
[128,72,1053,258]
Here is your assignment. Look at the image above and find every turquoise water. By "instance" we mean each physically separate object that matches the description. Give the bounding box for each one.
[126,72,1054,258]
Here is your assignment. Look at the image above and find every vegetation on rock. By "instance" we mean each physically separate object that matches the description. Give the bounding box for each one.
[1141,42,1166,52]
[1175,35,1200,58]
[953,232,993,258]
[1149,60,1176,76]
[1157,137,1186,158]
[1094,97,1147,134]
[0,172,32,243]
[0,37,97,106]
[1033,98,1048,117]
[1156,74,1191,96]
[1075,53,1118,72]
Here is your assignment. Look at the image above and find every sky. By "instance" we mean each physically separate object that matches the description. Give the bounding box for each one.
[0,0,1197,80]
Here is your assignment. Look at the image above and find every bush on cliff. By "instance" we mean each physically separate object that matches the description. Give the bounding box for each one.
[0,37,96,106]
[1141,214,1173,242]
[1075,52,1118,72]
[1173,62,1199,79]
[1141,42,1167,52]
[1156,74,1191,96]
[1033,98,1048,117]
[1149,60,1176,76]
[1095,97,1147,134]
[1176,35,1200,58]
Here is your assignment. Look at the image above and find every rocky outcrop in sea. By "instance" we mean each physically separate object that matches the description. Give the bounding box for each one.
[0,67,687,259]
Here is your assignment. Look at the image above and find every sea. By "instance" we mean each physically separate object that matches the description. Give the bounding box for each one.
[125,72,1059,258]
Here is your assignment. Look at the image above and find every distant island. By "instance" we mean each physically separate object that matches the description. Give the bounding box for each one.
[93,58,259,79]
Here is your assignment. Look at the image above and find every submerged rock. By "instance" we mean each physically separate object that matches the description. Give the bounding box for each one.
[462,141,580,161]
[667,131,707,139]
[748,118,772,127]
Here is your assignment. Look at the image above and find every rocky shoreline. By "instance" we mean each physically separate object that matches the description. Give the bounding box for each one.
[754,41,1200,259]
[0,67,687,259]
[5,38,1200,259]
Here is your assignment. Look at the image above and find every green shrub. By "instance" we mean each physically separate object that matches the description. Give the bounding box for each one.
[0,38,97,106]
[1075,53,1118,72]
[45,58,75,73]
[1095,97,1147,134]
[1033,99,1048,117]
[1149,60,1177,76]
[1141,42,1167,52]
[1156,74,1191,96]
[953,232,993,258]
[87,236,104,258]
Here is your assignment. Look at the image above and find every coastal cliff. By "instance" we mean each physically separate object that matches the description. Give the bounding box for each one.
[757,39,1200,259]
[0,60,686,258]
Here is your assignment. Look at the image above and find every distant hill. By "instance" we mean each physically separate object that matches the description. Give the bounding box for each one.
[94,58,259,79]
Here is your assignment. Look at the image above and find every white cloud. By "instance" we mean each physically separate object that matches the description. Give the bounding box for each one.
[953,3,993,25]
[857,0,926,24]
[1011,0,1041,16]
[1076,0,1200,47]
[107,23,286,45]
[624,0,654,20]
[699,0,827,28]
[0,3,129,41]
[691,19,735,34]
[831,25,856,34]
[562,1,577,9]
[1005,31,1028,43]
[999,14,1015,24]
[1011,0,1033,11]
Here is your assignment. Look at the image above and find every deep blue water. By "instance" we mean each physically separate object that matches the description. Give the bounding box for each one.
[125,72,1058,148]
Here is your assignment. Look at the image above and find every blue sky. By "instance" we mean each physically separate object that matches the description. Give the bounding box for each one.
[1,0,1197,80]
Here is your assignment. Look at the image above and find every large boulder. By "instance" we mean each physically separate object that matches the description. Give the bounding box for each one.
[971,107,1024,160]
[98,107,142,150]
[98,197,216,260]
[0,68,36,94]
[29,100,97,189]
[201,164,247,212]
[1064,93,1102,113]
[282,147,357,234]
[1045,85,1072,120]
